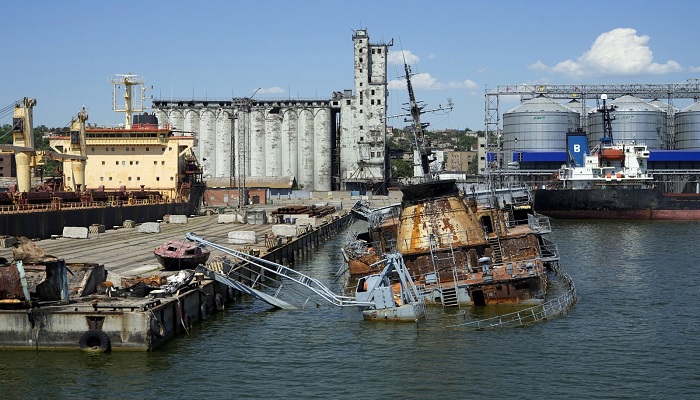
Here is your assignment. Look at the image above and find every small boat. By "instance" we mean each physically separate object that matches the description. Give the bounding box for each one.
[154,239,210,270]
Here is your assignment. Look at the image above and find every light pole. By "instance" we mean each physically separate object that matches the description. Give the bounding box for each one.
[236,88,260,209]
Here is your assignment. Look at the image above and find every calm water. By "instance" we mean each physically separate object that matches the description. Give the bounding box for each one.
[1,219,699,399]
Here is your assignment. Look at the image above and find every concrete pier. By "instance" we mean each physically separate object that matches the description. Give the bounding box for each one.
[0,207,353,351]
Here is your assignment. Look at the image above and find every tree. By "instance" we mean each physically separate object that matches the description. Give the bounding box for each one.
[391,159,413,178]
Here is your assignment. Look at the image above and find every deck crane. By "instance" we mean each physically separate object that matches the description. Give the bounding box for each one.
[10,98,37,192]
[0,98,88,192]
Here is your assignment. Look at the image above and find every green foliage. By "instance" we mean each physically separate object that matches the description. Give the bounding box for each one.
[0,124,13,144]
[390,128,480,152]
[391,159,413,178]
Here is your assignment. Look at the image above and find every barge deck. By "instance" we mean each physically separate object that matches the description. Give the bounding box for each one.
[0,207,353,351]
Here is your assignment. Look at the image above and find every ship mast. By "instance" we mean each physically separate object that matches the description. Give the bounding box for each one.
[404,63,431,179]
[600,94,615,144]
[400,62,453,182]
[112,74,146,129]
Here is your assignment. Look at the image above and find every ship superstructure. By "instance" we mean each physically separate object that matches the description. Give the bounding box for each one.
[50,74,200,202]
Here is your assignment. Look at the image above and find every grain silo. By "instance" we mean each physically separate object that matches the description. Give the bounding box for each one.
[264,108,282,177]
[199,109,216,178]
[674,101,700,149]
[314,107,331,191]
[502,95,579,151]
[167,109,184,133]
[281,109,299,179]
[298,108,315,190]
[588,95,667,149]
[250,110,266,176]
[215,108,233,178]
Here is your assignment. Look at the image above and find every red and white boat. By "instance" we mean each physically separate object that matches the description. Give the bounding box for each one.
[153,239,210,271]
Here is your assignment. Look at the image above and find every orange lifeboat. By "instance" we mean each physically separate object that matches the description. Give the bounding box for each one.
[600,148,625,161]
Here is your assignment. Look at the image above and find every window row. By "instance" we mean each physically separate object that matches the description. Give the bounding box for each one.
[92,147,169,152]
[100,161,167,166]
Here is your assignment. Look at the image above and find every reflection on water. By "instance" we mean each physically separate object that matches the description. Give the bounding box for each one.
[1,220,699,399]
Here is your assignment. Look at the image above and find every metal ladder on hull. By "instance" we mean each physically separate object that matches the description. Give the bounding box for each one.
[428,233,460,308]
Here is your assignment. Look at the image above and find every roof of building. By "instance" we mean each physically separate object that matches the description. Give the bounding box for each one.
[206,176,296,189]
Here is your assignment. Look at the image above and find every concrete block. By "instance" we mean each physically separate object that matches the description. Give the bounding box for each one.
[0,236,17,248]
[169,215,188,224]
[89,224,105,234]
[228,231,257,244]
[294,215,319,227]
[245,209,268,225]
[138,222,161,233]
[123,220,135,228]
[272,224,298,237]
[63,227,89,239]
[217,214,237,224]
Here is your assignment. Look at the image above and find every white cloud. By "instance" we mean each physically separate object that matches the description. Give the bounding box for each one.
[388,73,479,92]
[447,79,479,90]
[388,50,420,65]
[528,60,548,72]
[689,66,700,73]
[258,86,285,94]
[531,28,682,79]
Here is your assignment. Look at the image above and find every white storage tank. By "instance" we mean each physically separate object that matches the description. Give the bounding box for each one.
[199,109,216,178]
[566,99,593,116]
[502,95,579,151]
[298,108,315,190]
[184,109,201,155]
[649,99,679,116]
[281,110,299,179]
[314,107,331,191]
[153,109,168,129]
[265,108,282,177]
[588,95,667,149]
[249,110,266,176]
[215,108,233,178]
[674,101,700,149]
[167,109,184,134]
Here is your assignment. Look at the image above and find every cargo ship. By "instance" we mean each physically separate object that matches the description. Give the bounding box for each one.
[0,75,205,239]
[534,95,700,220]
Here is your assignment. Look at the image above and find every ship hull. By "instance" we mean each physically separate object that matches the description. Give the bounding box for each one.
[534,188,700,220]
[0,202,189,239]
[0,182,205,240]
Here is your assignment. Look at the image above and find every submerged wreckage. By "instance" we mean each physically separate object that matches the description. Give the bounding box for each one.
[186,232,426,321]
[341,60,576,322]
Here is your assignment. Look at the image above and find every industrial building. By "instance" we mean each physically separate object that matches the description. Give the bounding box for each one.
[152,29,392,195]
[482,81,700,192]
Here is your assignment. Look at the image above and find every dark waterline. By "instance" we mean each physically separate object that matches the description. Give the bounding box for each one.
[1,219,699,399]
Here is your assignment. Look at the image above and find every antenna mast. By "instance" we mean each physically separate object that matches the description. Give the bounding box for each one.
[112,74,146,129]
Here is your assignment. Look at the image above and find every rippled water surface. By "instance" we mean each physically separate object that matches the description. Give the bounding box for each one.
[1,219,699,399]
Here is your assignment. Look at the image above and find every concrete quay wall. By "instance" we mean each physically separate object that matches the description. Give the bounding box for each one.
[0,210,354,351]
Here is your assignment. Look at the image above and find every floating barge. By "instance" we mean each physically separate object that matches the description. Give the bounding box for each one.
[0,207,353,351]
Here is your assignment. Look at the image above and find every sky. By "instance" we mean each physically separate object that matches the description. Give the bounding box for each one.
[3,0,700,132]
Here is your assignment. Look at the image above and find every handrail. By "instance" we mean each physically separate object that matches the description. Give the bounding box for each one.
[186,232,372,307]
[446,260,577,329]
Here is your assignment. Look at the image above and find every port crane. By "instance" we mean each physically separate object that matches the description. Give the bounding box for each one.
[0,98,88,192]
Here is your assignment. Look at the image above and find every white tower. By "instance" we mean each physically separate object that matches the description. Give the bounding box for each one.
[339,29,392,194]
